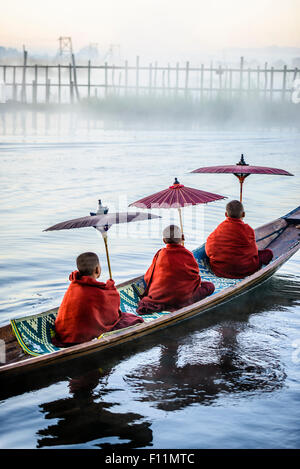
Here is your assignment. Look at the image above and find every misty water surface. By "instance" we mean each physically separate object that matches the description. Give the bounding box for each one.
[0,111,299,449]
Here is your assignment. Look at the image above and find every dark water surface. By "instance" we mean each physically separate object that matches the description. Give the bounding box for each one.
[0,112,299,449]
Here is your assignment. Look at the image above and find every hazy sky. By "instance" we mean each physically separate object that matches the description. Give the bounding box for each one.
[1,0,300,58]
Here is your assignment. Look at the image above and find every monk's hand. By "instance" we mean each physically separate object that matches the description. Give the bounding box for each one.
[181,234,185,245]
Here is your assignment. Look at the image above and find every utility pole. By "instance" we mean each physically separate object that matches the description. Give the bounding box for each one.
[58,37,73,60]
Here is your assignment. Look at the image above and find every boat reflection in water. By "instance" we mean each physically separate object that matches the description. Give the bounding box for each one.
[37,368,153,449]
[33,274,300,448]
[124,327,285,412]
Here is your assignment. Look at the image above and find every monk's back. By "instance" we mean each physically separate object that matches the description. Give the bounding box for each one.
[205,218,259,279]
[55,272,121,344]
[145,244,201,308]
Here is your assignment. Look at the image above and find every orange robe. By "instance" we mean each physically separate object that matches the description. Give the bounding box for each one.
[54,271,123,345]
[205,217,260,279]
[140,244,207,310]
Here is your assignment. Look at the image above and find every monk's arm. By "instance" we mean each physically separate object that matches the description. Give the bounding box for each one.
[186,251,201,276]
[205,232,214,257]
[245,225,258,249]
[144,250,160,285]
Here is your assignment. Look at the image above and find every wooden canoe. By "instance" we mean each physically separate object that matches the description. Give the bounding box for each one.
[1,205,299,378]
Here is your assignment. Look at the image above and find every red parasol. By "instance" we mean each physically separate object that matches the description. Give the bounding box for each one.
[44,207,160,279]
[129,178,226,245]
[191,154,294,202]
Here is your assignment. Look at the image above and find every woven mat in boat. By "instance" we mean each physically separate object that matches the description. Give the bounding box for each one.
[11,310,60,356]
[192,246,242,294]
[10,278,170,357]
[10,248,242,357]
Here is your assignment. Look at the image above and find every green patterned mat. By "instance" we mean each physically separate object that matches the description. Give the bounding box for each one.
[11,245,242,357]
[10,278,173,357]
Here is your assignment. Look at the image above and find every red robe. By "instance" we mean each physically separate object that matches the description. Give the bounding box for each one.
[205,217,259,279]
[141,244,203,310]
[54,271,141,345]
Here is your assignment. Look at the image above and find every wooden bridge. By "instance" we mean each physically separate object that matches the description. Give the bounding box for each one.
[0,52,299,104]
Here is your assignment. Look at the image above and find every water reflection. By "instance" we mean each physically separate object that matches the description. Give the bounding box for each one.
[36,368,153,449]
[121,276,299,411]
[2,275,299,407]
[124,330,285,412]
[25,275,300,448]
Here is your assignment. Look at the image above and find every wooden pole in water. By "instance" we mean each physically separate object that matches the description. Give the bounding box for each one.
[239,56,244,98]
[264,62,268,100]
[270,66,274,101]
[13,66,17,101]
[118,71,122,96]
[154,61,158,93]
[88,60,91,98]
[45,65,49,103]
[282,64,287,101]
[69,64,74,103]
[162,69,165,96]
[247,67,251,98]
[200,64,204,101]
[185,61,189,99]
[175,62,179,97]
[293,67,298,82]
[58,64,61,104]
[32,79,36,104]
[209,62,213,99]
[46,78,50,104]
[257,65,260,98]
[21,48,27,103]
[112,64,115,95]
[72,53,80,101]
[104,61,108,98]
[218,65,222,95]
[149,62,153,95]
[32,64,38,104]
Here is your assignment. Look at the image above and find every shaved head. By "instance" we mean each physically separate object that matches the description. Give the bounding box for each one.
[163,224,182,244]
[226,200,245,219]
[76,252,100,276]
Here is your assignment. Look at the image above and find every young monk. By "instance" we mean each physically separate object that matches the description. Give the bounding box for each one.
[205,200,273,279]
[53,252,143,346]
[137,225,215,315]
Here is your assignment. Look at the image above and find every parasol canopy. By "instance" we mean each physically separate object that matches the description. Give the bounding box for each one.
[44,209,161,279]
[44,211,159,232]
[191,154,294,202]
[129,178,226,244]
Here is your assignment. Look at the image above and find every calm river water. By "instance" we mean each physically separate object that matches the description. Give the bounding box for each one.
[0,111,299,449]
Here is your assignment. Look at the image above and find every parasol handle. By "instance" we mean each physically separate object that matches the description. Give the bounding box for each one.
[239,177,244,203]
[101,231,113,279]
[234,174,250,203]
[178,208,185,246]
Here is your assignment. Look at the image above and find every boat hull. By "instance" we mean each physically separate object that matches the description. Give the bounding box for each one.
[1,206,299,378]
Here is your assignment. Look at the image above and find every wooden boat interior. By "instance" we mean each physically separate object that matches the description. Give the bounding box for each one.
[0,205,299,375]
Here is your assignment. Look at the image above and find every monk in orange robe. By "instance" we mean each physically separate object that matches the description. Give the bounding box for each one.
[137,225,215,315]
[53,252,143,346]
[205,200,273,279]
